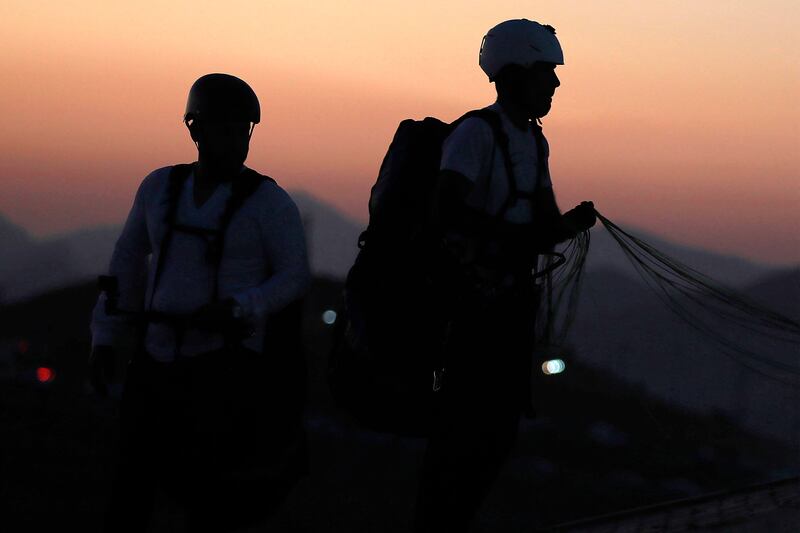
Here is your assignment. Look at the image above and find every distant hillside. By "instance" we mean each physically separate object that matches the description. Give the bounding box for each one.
[0,195,790,303]
[568,267,800,445]
[581,224,773,288]
[291,191,362,280]
[0,213,31,247]
[0,214,81,302]
[743,267,800,320]
[0,278,795,531]
[0,192,364,303]
[47,225,122,278]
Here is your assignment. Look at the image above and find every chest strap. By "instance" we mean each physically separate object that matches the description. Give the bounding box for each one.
[146,163,274,356]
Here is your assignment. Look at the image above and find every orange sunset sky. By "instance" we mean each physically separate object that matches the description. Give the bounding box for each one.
[0,1,798,264]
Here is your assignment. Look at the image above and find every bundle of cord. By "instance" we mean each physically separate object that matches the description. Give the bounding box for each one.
[537,229,591,349]
[594,210,800,388]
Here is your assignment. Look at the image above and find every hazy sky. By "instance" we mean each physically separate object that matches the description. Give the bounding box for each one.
[1,1,798,264]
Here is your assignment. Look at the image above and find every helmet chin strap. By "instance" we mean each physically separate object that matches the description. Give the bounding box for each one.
[185,119,200,151]
[498,91,545,129]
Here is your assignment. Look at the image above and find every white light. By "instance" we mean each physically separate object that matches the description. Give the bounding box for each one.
[542,359,566,375]
[322,310,337,325]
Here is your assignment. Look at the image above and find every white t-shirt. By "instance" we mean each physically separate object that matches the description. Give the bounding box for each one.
[440,102,553,224]
[91,166,311,361]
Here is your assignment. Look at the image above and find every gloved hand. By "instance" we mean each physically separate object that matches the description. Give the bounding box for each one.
[88,344,116,397]
[562,201,596,236]
[193,297,240,329]
[193,298,254,339]
[441,231,480,268]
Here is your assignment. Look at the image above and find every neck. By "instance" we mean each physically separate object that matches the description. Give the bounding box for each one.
[496,94,531,131]
[194,156,240,185]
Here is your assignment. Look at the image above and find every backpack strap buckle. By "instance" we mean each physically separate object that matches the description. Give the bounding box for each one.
[432,367,446,392]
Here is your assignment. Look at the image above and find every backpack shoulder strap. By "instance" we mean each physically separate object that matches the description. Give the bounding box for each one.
[226,168,273,219]
[216,168,272,242]
[164,163,195,227]
[531,122,549,194]
[452,109,550,219]
[149,165,273,308]
[209,168,273,301]
[148,163,194,311]
[451,109,517,219]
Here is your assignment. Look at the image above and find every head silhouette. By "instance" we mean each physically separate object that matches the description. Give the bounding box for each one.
[184,73,260,175]
[479,19,563,120]
[495,62,560,119]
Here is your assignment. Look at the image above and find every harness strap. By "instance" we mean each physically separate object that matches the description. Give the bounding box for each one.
[531,123,549,196]
[451,110,549,221]
[172,223,219,238]
[452,109,516,220]
[498,120,549,219]
[147,164,193,315]
[452,111,565,282]
[210,168,271,303]
[147,164,273,356]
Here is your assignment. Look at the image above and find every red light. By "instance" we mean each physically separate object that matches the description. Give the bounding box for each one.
[36,367,55,383]
[17,340,30,354]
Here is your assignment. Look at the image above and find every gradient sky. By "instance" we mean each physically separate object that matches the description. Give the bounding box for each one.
[1,1,798,264]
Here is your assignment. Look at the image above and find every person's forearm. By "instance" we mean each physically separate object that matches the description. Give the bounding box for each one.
[233,267,311,320]
[530,187,570,249]
[430,170,475,234]
[90,180,152,345]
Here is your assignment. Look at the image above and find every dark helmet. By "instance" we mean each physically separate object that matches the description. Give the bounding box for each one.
[184,73,261,124]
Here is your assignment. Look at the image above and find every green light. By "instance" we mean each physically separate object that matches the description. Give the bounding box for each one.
[542,359,566,375]
[322,309,337,325]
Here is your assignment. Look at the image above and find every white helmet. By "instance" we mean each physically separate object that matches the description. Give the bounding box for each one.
[479,19,564,81]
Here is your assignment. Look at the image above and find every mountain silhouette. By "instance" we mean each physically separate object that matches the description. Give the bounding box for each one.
[290,191,362,279]
[743,268,800,320]
[1,276,796,531]
[0,214,79,302]
[568,267,800,445]
[0,196,791,303]
[583,225,773,287]
[0,212,31,247]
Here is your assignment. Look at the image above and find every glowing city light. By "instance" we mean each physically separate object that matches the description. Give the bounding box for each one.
[322,310,337,325]
[36,367,55,383]
[542,359,566,375]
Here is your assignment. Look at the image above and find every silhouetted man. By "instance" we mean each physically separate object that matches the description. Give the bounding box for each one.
[90,73,310,532]
[415,20,596,532]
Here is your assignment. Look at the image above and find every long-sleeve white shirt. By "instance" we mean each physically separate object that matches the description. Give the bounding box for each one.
[440,102,553,224]
[91,165,311,362]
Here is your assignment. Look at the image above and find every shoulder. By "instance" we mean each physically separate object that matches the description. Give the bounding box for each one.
[441,112,497,175]
[144,165,174,184]
[245,173,301,218]
[445,116,495,148]
[135,165,173,198]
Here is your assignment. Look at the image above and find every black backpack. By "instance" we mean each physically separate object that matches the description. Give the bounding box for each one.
[328,110,514,437]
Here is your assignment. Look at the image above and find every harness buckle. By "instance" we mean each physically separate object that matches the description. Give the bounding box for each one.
[432,368,446,392]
